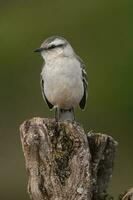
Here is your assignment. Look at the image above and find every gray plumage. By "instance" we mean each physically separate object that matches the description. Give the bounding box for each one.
[34,36,88,121]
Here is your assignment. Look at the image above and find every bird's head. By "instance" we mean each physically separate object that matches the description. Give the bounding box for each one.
[34,36,74,61]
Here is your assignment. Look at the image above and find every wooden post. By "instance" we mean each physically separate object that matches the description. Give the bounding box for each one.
[20,117,117,200]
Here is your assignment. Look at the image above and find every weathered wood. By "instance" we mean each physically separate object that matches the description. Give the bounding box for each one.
[120,188,133,200]
[20,117,117,200]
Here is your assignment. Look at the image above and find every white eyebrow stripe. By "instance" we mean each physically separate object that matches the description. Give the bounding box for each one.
[50,39,64,46]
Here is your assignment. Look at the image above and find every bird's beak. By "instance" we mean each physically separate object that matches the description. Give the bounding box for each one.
[34,47,45,53]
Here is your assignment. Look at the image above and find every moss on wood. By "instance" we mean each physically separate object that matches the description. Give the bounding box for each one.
[50,123,73,185]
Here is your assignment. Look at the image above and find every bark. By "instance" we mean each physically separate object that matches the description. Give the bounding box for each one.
[20,117,117,200]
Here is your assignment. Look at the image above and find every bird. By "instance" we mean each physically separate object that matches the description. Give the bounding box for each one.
[34,36,88,121]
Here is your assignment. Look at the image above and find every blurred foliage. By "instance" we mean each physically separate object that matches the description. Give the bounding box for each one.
[0,0,132,199]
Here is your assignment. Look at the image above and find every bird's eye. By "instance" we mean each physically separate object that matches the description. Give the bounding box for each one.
[48,45,56,50]
[47,44,64,50]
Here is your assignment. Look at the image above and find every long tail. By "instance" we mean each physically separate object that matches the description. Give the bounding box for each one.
[55,108,75,122]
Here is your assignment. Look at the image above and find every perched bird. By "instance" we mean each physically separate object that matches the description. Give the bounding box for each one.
[34,36,88,121]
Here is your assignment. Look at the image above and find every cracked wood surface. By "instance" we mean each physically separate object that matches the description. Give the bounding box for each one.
[20,117,117,200]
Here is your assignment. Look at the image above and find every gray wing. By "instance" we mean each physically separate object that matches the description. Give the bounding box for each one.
[40,75,54,109]
[76,55,88,110]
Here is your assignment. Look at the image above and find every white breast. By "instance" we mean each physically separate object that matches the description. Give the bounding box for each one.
[41,56,84,109]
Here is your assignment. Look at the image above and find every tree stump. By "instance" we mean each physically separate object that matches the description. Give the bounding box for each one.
[20,117,117,200]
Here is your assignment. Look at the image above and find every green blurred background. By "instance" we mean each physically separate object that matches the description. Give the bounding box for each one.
[0,0,132,199]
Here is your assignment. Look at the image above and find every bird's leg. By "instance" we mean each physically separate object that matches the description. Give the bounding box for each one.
[54,107,59,136]
[71,107,75,121]
[55,107,59,122]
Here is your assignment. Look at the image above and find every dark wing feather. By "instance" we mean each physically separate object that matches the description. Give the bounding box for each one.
[76,55,88,110]
[40,75,54,109]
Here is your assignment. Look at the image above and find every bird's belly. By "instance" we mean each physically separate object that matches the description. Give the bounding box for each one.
[43,63,84,109]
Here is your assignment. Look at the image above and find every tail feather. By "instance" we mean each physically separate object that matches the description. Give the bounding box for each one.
[58,108,75,121]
